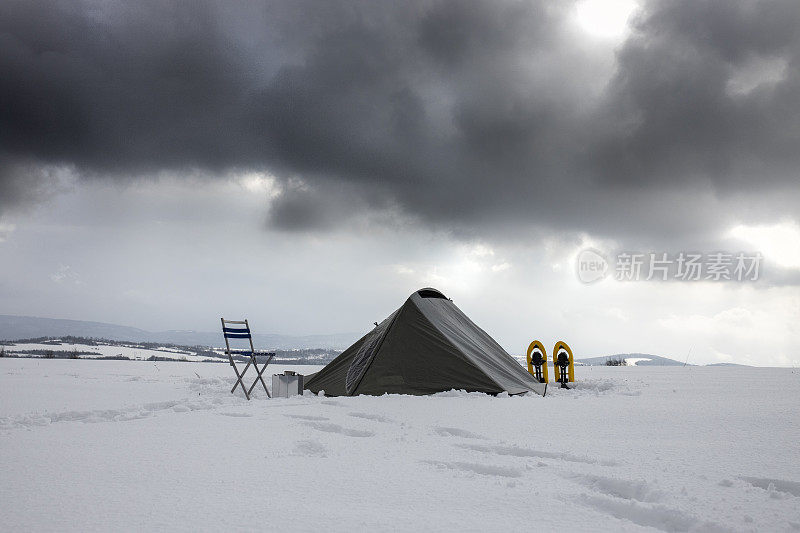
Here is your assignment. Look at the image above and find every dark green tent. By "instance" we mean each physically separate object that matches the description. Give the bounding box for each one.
[304,288,546,396]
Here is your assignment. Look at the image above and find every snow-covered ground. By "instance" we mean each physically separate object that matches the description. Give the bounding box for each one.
[1,360,798,532]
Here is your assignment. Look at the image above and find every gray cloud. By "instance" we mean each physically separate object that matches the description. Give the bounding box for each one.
[267,185,337,232]
[593,0,800,192]
[0,155,65,214]
[1,0,798,240]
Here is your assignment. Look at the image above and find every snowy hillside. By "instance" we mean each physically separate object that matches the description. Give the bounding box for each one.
[577,354,687,366]
[0,340,218,362]
[1,360,798,531]
[0,315,357,350]
[0,338,338,365]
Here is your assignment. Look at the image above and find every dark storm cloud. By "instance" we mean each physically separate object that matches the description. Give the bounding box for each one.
[0,0,252,172]
[593,0,800,192]
[1,0,799,238]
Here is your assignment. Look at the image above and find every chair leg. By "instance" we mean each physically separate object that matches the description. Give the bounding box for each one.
[247,354,273,398]
[229,355,251,400]
[231,357,253,394]
[261,354,274,397]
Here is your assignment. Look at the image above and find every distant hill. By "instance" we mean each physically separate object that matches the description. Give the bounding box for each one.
[576,353,686,366]
[0,315,357,350]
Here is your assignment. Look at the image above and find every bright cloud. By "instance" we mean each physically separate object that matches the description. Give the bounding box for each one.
[729,221,800,269]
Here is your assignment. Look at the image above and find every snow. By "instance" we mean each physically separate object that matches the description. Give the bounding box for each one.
[1,360,799,531]
[626,358,653,366]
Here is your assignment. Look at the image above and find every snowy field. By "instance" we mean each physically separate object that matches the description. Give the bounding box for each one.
[1,360,799,532]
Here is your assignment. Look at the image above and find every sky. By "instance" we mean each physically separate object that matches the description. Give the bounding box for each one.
[1,0,799,365]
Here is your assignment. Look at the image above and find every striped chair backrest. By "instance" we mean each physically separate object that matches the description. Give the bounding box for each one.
[223,325,251,339]
[221,318,255,355]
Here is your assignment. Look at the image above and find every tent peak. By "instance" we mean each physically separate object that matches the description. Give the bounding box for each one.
[415,287,448,299]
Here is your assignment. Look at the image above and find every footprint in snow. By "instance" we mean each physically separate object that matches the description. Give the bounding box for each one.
[348,412,393,423]
[433,426,487,439]
[305,421,374,438]
[567,473,663,503]
[455,443,617,467]
[422,460,522,479]
[740,476,800,498]
[292,439,328,457]
[284,414,329,421]
[577,494,719,533]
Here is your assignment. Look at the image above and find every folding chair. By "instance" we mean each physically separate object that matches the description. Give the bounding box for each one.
[221,318,275,400]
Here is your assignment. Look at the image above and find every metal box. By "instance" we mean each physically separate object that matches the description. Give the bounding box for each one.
[272,370,304,398]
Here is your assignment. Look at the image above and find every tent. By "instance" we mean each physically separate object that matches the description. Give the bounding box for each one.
[304,288,546,396]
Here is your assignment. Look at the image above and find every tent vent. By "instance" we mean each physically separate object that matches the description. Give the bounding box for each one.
[417,288,447,299]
